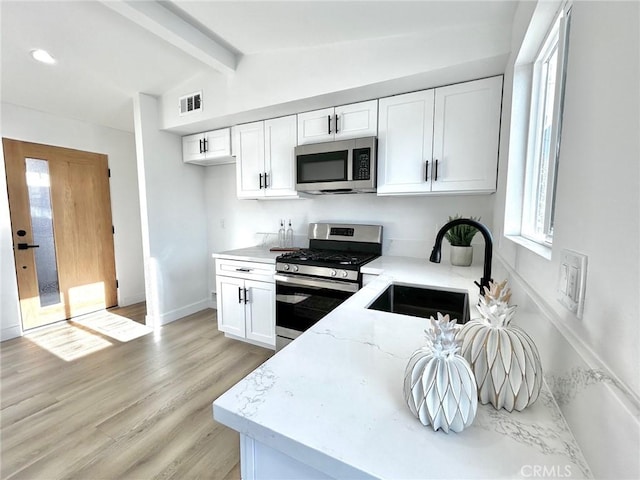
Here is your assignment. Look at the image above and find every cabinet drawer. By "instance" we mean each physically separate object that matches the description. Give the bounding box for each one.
[216,259,275,282]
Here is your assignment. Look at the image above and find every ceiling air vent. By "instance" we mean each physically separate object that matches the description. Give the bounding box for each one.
[178,91,202,116]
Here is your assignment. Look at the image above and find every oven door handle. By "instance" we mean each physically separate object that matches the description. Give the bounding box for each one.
[275,274,359,293]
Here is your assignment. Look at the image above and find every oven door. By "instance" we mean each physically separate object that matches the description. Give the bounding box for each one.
[275,273,359,349]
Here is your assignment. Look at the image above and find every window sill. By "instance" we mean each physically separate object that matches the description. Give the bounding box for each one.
[505,235,552,260]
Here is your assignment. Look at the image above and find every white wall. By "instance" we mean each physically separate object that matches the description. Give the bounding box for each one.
[133,94,209,325]
[160,25,512,134]
[0,137,21,340]
[204,163,495,298]
[0,103,145,339]
[493,2,639,477]
[497,0,639,402]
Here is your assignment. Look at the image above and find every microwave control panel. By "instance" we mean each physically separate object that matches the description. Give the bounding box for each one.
[353,147,371,180]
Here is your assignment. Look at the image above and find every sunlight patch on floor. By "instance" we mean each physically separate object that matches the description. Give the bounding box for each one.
[26,323,113,362]
[72,310,153,343]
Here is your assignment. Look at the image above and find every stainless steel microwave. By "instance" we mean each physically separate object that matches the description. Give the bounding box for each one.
[294,137,377,194]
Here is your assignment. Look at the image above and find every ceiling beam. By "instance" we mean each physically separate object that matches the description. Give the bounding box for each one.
[101,0,237,75]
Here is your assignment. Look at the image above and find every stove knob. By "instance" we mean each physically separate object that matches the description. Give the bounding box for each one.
[330,269,337,277]
[292,265,299,272]
[341,270,348,278]
[283,264,290,271]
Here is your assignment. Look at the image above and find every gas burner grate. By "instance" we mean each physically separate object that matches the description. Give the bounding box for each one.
[278,249,374,266]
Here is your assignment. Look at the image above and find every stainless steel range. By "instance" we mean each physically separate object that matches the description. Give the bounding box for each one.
[274,223,383,351]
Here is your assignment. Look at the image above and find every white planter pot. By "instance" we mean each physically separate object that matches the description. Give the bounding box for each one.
[450,245,473,266]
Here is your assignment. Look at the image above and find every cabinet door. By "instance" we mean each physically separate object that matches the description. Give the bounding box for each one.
[431,76,502,193]
[204,128,232,160]
[264,115,298,198]
[297,107,334,145]
[334,100,378,140]
[377,90,435,195]
[182,133,205,163]
[234,122,266,199]
[244,280,275,347]
[216,276,246,338]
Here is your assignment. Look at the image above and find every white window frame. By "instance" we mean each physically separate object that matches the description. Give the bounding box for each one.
[521,3,572,246]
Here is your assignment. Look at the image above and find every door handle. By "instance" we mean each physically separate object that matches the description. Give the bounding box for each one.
[243,287,249,304]
[327,115,332,134]
[238,286,243,303]
[259,173,263,189]
[434,159,439,181]
[264,172,269,188]
[17,243,39,250]
[425,160,429,181]
[335,114,339,133]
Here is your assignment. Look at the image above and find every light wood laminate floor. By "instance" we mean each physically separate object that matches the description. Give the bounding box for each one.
[0,306,273,479]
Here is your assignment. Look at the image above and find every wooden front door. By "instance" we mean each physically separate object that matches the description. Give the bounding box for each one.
[3,138,117,330]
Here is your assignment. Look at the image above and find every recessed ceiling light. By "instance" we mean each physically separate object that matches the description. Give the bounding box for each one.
[30,49,56,65]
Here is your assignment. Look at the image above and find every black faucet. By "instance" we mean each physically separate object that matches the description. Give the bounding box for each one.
[429,218,493,296]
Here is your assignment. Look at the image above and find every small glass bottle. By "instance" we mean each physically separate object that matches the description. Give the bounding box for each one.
[278,219,285,248]
[285,220,294,247]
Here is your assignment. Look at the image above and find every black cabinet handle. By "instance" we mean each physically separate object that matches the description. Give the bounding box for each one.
[238,286,243,303]
[434,159,439,181]
[199,139,203,154]
[17,243,39,250]
[259,173,263,189]
[203,138,208,153]
[335,114,339,133]
[425,161,429,181]
[243,288,249,304]
[264,172,269,188]
[327,115,332,134]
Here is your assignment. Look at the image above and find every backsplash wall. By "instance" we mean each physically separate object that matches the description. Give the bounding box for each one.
[204,163,495,293]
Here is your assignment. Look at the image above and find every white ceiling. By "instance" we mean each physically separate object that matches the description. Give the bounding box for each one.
[1,1,518,133]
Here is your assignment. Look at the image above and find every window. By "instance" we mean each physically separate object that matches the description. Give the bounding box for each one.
[521,4,572,245]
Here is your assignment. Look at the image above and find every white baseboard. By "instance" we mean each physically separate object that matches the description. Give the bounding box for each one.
[118,292,146,307]
[145,299,211,327]
[224,332,275,351]
[1,324,22,342]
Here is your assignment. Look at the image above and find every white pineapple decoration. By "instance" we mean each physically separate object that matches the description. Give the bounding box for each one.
[403,313,478,433]
[457,280,543,412]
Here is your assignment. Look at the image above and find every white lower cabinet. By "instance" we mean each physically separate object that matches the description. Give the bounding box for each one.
[215,259,275,349]
[240,435,333,479]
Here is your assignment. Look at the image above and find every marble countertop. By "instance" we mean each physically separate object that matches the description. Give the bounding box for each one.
[213,259,590,479]
[212,246,285,264]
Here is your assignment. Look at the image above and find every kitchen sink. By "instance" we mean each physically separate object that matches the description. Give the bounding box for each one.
[367,284,470,324]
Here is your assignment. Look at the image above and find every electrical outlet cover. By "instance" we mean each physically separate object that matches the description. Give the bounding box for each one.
[557,249,588,318]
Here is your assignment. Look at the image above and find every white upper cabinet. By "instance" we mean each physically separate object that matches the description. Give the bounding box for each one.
[234,115,299,199]
[431,76,503,193]
[182,128,234,166]
[264,116,298,197]
[377,90,435,195]
[297,100,378,145]
[377,76,503,195]
[297,107,334,145]
[234,121,265,198]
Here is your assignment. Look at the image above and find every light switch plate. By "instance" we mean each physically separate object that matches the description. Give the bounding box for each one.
[557,249,588,318]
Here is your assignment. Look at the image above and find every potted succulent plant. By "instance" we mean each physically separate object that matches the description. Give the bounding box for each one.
[444,215,480,266]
